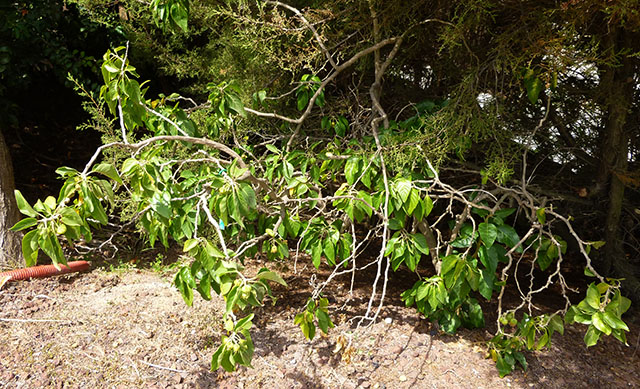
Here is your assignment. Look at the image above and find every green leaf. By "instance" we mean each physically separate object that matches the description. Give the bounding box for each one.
[405,188,420,214]
[345,156,360,185]
[323,239,336,266]
[169,1,188,32]
[14,190,37,217]
[237,184,257,216]
[316,309,333,334]
[479,268,494,300]
[514,352,527,370]
[384,237,397,257]
[412,233,430,255]
[211,344,224,371]
[605,293,631,317]
[257,269,288,286]
[463,298,485,328]
[335,116,349,136]
[564,306,578,324]
[478,222,498,248]
[496,354,513,378]
[226,93,246,118]
[92,163,123,184]
[478,246,498,274]
[55,166,80,178]
[103,62,120,74]
[297,92,309,111]
[546,243,559,260]
[523,69,544,105]
[611,329,628,345]
[265,144,281,154]
[388,217,404,230]
[197,274,212,300]
[21,230,39,267]
[585,283,601,310]
[151,192,172,219]
[536,252,553,271]
[44,196,56,211]
[536,208,546,224]
[583,267,596,277]
[592,312,612,335]
[497,225,521,252]
[183,238,200,252]
[602,311,629,331]
[536,332,550,350]
[301,320,316,340]
[451,224,476,248]
[584,325,601,347]
[176,267,194,306]
[393,178,412,203]
[311,242,322,269]
[494,208,515,220]
[416,283,430,301]
[257,90,267,103]
[10,218,38,231]
[39,232,66,268]
[549,315,564,336]
[60,208,83,227]
[220,349,235,372]
[423,195,433,217]
[235,314,255,331]
[439,311,462,334]
[441,255,458,276]
[205,241,225,258]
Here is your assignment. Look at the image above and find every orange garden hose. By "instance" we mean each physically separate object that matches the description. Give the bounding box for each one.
[0,261,90,281]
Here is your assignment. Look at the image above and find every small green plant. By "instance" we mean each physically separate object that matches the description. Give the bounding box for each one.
[565,281,631,346]
[488,312,564,377]
[107,257,137,272]
[294,297,335,340]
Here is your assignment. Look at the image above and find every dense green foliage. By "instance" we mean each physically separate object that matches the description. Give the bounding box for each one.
[6,0,640,378]
[0,1,121,123]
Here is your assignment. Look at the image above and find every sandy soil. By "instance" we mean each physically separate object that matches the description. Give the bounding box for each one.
[0,258,638,389]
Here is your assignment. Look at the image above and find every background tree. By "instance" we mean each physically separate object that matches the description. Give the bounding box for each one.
[0,0,119,268]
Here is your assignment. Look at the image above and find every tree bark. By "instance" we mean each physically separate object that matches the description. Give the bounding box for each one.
[0,129,23,270]
[597,27,640,299]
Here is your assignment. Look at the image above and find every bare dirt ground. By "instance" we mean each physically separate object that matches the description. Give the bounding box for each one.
[1,257,639,389]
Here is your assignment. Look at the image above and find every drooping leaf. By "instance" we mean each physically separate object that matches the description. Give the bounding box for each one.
[14,190,37,217]
[405,188,420,214]
[60,207,83,227]
[169,1,189,32]
[312,242,322,269]
[523,68,544,105]
[601,311,629,332]
[10,218,38,231]
[585,283,601,310]
[412,233,430,255]
[344,156,360,185]
[393,178,412,203]
[257,269,288,286]
[316,309,333,334]
[21,230,39,267]
[478,222,498,248]
[592,312,612,335]
[584,325,601,347]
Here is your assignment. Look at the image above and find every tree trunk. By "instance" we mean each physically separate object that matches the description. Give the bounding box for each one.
[0,129,23,270]
[598,27,640,299]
